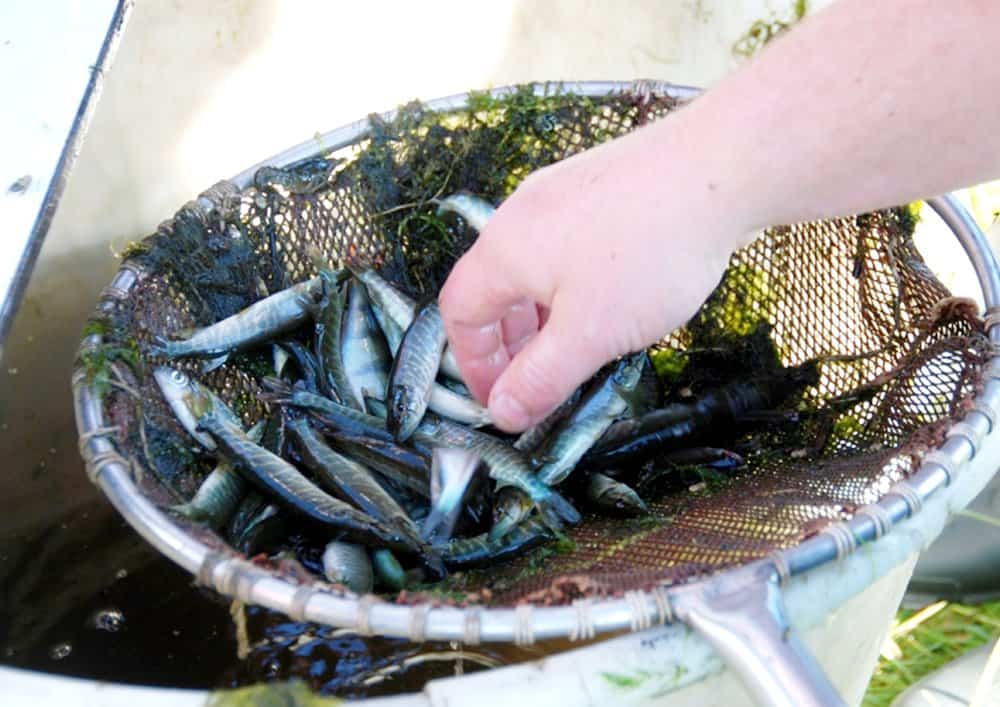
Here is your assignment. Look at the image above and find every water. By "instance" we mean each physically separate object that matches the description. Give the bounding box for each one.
[0,493,551,696]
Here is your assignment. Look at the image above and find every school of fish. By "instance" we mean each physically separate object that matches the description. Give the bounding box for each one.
[152,192,816,593]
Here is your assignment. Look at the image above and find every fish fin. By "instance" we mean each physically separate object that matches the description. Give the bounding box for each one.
[539,489,581,527]
[167,502,208,523]
[201,353,230,373]
[422,552,447,582]
[150,335,175,357]
[537,506,565,536]
[467,418,492,430]
[529,453,556,470]
[246,420,266,444]
[305,244,334,275]
[343,251,376,276]
[487,514,520,542]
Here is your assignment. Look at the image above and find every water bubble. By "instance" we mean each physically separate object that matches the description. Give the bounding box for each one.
[91,608,125,633]
[114,568,128,580]
[49,642,72,660]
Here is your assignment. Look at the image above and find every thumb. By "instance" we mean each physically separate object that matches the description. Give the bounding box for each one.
[486,301,609,432]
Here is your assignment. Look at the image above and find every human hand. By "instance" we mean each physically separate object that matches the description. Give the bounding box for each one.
[439,120,755,432]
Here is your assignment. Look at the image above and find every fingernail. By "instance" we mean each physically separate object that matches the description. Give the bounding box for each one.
[490,392,532,431]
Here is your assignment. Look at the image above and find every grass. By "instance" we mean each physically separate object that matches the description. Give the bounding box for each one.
[861,179,1000,704]
[863,599,1000,706]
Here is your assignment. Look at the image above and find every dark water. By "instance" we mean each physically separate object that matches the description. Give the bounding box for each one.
[0,492,551,696]
[0,250,553,697]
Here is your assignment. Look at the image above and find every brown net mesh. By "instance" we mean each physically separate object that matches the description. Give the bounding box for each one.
[80,84,990,610]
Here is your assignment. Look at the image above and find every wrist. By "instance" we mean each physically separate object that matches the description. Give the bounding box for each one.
[635,111,763,253]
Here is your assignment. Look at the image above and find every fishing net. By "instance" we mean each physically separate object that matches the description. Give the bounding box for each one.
[78,83,990,616]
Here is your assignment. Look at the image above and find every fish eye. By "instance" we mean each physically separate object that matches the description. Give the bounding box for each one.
[170,370,188,384]
[391,388,409,414]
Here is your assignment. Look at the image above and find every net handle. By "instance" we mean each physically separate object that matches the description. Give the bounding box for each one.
[672,562,846,707]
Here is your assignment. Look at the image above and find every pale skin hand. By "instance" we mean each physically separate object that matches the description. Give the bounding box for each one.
[440,0,1000,432]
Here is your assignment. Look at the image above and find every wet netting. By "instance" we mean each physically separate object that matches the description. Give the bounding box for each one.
[80,83,990,610]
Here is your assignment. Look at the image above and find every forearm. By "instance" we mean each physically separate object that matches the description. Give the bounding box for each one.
[652,0,1000,241]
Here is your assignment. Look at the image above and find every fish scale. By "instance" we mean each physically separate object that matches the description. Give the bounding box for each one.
[288,418,421,541]
[317,277,363,409]
[341,279,391,408]
[198,413,418,555]
[489,355,644,540]
[387,301,448,441]
[349,264,464,381]
[442,518,554,569]
[414,417,580,527]
[536,354,645,486]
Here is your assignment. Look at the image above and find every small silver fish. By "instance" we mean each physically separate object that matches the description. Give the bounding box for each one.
[153,366,242,450]
[171,420,264,529]
[513,388,583,453]
[155,277,325,363]
[428,382,492,427]
[341,279,391,412]
[489,355,646,536]
[196,412,423,557]
[348,263,465,383]
[443,517,554,570]
[585,472,649,516]
[536,353,647,486]
[387,301,448,441]
[322,541,374,594]
[316,275,362,409]
[422,448,488,544]
[437,192,496,234]
[326,431,431,499]
[347,266,417,342]
[488,487,535,542]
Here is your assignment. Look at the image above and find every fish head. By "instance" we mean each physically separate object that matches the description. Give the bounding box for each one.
[386,384,419,435]
[154,367,210,413]
[611,354,645,394]
[153,366,217,449]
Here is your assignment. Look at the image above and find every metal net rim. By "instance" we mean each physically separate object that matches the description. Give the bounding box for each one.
[73,80,1000,645]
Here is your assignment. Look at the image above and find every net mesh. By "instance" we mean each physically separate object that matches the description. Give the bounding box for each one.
[81,84,990,609]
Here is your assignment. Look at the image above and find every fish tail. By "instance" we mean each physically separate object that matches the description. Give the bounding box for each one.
[259,376,295,404]
[201,352,229,373]
[151,335,177,357]
[343,251,377,277]
[538,489,581,527]
[168,502,207,523]
[421,547,448,581]
[487,513,521,542]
